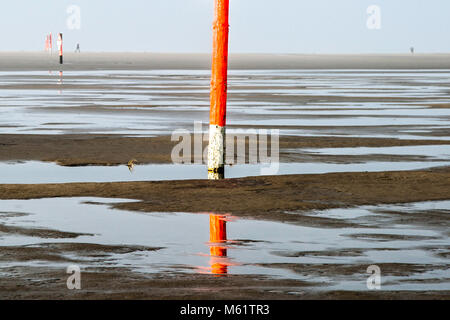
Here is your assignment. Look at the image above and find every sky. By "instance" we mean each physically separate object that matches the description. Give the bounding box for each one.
[1,0,449,53]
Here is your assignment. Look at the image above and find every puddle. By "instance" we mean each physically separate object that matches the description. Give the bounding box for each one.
[0,197,448,291]
[1,160,449,184]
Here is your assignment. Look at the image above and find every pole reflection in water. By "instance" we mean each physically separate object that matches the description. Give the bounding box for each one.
[58,71,63,94]
[209,214,228,276]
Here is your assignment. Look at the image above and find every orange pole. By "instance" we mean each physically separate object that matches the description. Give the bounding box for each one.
[208,0,230,180]
[209,214,227,275]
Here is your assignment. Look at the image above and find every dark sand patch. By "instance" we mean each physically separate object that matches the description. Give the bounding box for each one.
[344,233,440,242]
[0,211,29,219]
[271,248,369,258]
[0,134,174,166]
[0,265,447,300]
[0,224,93,239]
[36,242,163,256]
[281,153,434,164]
[256,263,449,278]
[1,134,448,166]
[0,243,162,263]
[0,266,316,300]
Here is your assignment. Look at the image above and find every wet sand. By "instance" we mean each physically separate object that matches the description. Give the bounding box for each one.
[1,168,449,299]
[1,134,448,166]
[1,266,448,300]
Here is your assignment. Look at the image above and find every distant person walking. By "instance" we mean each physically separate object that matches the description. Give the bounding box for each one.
[75,43,81,53]
[410,47,414,55]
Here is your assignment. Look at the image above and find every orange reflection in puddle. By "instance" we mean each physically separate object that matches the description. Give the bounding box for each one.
[196,214,239,276]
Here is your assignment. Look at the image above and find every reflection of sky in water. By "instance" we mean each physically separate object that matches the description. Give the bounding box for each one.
[0,70,449,137]
[0,198,448,291]
[1,161,450,184]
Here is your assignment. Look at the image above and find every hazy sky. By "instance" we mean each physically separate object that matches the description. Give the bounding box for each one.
[1,0,449,53]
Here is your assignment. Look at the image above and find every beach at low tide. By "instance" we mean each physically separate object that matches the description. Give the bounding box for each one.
[0,53,449,299]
